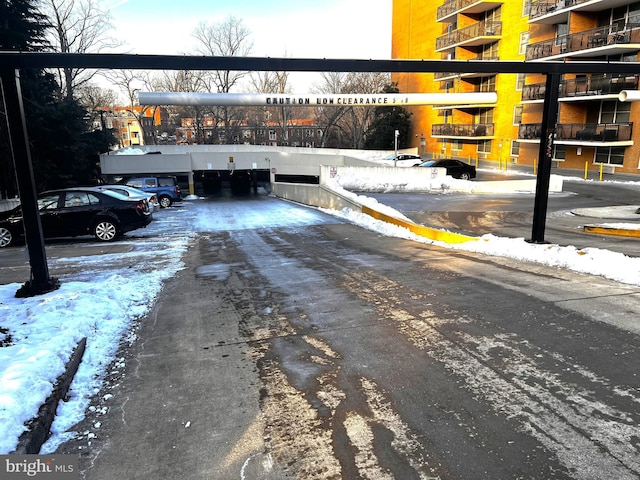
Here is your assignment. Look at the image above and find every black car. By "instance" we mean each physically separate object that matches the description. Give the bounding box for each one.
[418,159,477,180]
[0,187,153,248]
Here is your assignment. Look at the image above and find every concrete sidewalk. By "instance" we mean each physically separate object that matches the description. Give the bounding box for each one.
[56,235,286,479]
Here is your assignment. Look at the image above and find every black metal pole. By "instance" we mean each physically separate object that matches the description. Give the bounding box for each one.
[0,68,58,296]
[528,72,561,244]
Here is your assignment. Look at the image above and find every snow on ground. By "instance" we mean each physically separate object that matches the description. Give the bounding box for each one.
[0,171,639,454]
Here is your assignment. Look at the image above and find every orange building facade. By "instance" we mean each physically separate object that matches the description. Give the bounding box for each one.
[392,0,640,175]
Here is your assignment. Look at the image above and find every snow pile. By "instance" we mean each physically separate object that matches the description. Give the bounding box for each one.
[0,235,191,454]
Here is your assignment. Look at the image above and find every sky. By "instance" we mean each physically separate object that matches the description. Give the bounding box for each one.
[101,0,393,93]
[1,169,640,455]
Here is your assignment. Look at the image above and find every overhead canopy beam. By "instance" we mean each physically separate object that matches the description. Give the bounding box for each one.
[3,52,640,76]
[138,92,499,107]
[4,51,640,292]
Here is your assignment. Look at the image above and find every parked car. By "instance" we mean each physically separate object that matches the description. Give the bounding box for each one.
[0,187,153,248]
[418,159,477,180]
[97,185,160,212]
[383,153,423,167]
[125,176,181,208]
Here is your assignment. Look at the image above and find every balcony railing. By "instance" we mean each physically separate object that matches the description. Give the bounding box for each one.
[518,122,633,141]
[436,21,502,51]
[522,75,639,101]
[560,74,639,97]
[434,54,500,80]
[433,123,495,137]
[529,0,587,21]
[526,24,640,60]
[437,0,502,22]
[522,82,547,101]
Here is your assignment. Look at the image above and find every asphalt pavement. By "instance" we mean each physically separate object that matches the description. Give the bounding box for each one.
[2,175,639,479]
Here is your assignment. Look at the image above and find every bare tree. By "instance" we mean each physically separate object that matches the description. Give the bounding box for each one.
[40,0,121,101]
[77,83,117,132]
[192,15,253,143]
[314,71,390,148]
[104,69,162,146]
[149,70,214,144]
[249,69,298,144]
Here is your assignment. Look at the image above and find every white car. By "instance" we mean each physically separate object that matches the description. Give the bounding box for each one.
[382,153,423,167]
[97,185,160,212]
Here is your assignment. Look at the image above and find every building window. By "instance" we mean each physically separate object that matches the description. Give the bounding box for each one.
[516,73,526,91]
[595,147,625,165]
[519,32,529,55]
[452,139,462,151]
[479,76,496,92]
[522,0,531,17]
[476,108,494,125]
[553,145,566,162]
[511,140,520,157]
[269,130,277,141]
[600,100,630,123]
[478,140,492,154]
[513,105,523,125]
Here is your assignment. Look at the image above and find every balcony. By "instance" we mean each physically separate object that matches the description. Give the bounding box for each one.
[434,54,500,81]
[522,82,547,102]
[432,123,495,138]
[521,74,639,102]
[526,24,640,60]
[529,0,636,24]
[436,21,502,52]
[560,74,639,98]
[518,122,633,143]
[437,0,503,23]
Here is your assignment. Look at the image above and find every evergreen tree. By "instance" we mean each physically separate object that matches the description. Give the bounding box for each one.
[1,0,105,197]
[364,83,413,151]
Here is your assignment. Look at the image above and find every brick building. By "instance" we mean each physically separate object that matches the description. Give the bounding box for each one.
[392,0,640,175]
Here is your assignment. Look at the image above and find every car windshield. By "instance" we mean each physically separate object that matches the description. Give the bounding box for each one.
[420,161,437,167]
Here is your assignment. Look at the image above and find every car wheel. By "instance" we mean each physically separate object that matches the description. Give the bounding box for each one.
[159,195,172,208]
[94,220,118,242]
[459,172,471,180]
[0,227,13,248]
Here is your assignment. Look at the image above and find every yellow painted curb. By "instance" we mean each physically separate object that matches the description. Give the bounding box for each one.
[583,225,640,238]
[361,205,477,244]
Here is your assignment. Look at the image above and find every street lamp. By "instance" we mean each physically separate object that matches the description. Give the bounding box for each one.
[394,129,399,167]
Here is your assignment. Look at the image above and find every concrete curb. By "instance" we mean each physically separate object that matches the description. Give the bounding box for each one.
[12,338,87,454]
[362,205,477,244]
[583,225,640,237]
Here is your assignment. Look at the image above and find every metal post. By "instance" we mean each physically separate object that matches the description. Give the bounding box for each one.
[394,129,399,167]
[529,72,561,244]
[0,68,58,296]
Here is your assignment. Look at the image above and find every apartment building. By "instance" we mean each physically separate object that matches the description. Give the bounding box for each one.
[94,106,165,148]
[392,0,640,175]
[177,117,323,147]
